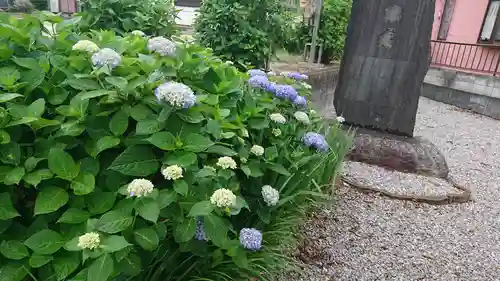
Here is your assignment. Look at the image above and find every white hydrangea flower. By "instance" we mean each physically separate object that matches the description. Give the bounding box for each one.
[154,82,196,108]
[72,40,100,53]
[131,30,146,37]
[261,185,279,206]
[240,157,247,163]
[241,128,249,138]
[267,71,276,76]
[293,111,310,125]
[216,156,237,170]
[336,116,345,123]
[179,34,194,43]
[270,113,286,124]
[210,188,237,208]
[162,165,183,180]
[250,145,264,156]
[272,128,282,137]
[127,179,154,197]
[77,232,100,250]
[91,48,121,69]
[309,109,317,115]
[301,82,312,89]
[147,36,177,56]
[280,71,291,77]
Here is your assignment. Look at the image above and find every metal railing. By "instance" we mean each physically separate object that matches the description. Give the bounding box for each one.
[430,40,500,76]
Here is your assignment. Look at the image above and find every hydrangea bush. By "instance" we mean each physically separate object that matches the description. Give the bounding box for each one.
[0,13,351,281]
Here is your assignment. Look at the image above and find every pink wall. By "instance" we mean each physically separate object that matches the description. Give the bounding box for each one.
[431,0,500,75]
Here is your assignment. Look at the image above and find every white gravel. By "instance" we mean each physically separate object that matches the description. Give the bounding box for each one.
[285,97,500,281]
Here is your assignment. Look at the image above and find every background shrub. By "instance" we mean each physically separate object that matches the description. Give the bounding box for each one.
[77,0,178,36]
[0,12,350,281]
[195,0,290,69]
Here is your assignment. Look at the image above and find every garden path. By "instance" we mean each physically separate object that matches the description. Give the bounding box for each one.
[285,97,500,281]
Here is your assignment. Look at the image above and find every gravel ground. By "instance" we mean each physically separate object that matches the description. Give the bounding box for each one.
[284,97,500,281]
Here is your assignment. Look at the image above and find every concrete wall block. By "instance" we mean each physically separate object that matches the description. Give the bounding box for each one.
[491,87,500,99]
[454,72,475,84]
[426,68,444,78]
[452,80,474,92]
[472,83,494,96]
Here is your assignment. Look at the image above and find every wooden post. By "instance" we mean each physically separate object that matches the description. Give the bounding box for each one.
[308,0,323,64]
[334,0,435,137]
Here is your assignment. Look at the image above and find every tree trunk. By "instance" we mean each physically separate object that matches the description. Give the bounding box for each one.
[334,0,435,137]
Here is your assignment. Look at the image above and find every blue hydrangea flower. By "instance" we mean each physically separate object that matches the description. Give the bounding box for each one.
[288,72,309,80]
[274,84,298,100]
[239,228,262,250]
[195,217,207,241]
[264,82,277,93]
[248,69,267,77]
[303,132,329,152]
[248,75,270,89]
[293,95,307,106]
[91,48,121,69]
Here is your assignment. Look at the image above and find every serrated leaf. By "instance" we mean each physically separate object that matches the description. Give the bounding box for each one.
[48,148,79,180]
[65,78,100,90]
[100,235,131,253]
[88,254,114,281]
[95,136,120,156]
[157,190,177,209]
[117,252,141,276]
[3,167,25,185]
[147,131,177,150]
[29,254,53,268]
[96,211,134,234]
[86,192,116,215]
[53,252,80,281]
[70,172,95,195]
[206,145,237,156]
[108,145,159,176]
[173,180,188,196]
[182,133,214,152]
[23,169,53,187]
[189,201,214,217]
[177,110,204,123]
[105,77,128,90]
[163,151,197,167]
[0,240,29,260]
[34,186,69,215]
[133,228,159,251]
[204,214,228,247]
[57,208,91,224]
[135,119,162,135]
[24,229,64,255]
[109,110,128,136]
[137,200,160,223]
[0,261,28,281]
[174,217,196,243]
[0,93,22,103]
[0,193,19,219]
[266,163,291,176]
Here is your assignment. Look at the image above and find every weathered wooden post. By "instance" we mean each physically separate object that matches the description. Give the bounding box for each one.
[334,0,435,137]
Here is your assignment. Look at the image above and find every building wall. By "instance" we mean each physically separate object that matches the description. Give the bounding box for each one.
[431,0,500,76]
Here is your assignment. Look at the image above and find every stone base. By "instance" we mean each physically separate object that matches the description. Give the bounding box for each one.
[347,128,449,178]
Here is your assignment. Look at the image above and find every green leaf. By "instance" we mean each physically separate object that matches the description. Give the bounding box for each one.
[0,261,28,281]
[3,167,25,185]
[86,192,116,215]
[105,77,128,90]
[206,145,237,156]
[248,118,269,129]
[0,220,11,235]
[174,217,196,243]
[157,190,177,209]
[266,163,291,176]
[63,237,80,252]
[29,254,53,268]
[147,131,176,150]
[231,247,249,269]
[79,157,100,176]
[204,214,228,247]
[65,78,100,90]
[96,211,134,234]
[23,169,53,187]
[128,104,154,121]
[24,157,43,172]
[163,151,197,167]
[88,254,114,281]
[13,57,40,69]
[173,180,189,196]
[108,145,159,177]
[265,146,278,160]
[133,228,159,251]
[109,110,128,136]
[0,193,19,219]
[135,119,162,135]
[0,130,10,144]
[48,148,79,180]
[182,133,214,152]
[195,166,217,178]
[100,235,131,253]
[0,240,29,260]
[24,229,64,255]
[0,142,21,165]
[0,93,22,103]
[78,90,115,100]
[57,208,91,224]
[95,136,120,156]
[137,200,160,223]
[69,269,88,281]
[117,252,141,276]
[189,201,214,217]
[53,252,80,281]
[28,99,45,117]
[177,110,204,123]
[70,172,95,195]
[34,186,69,215]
